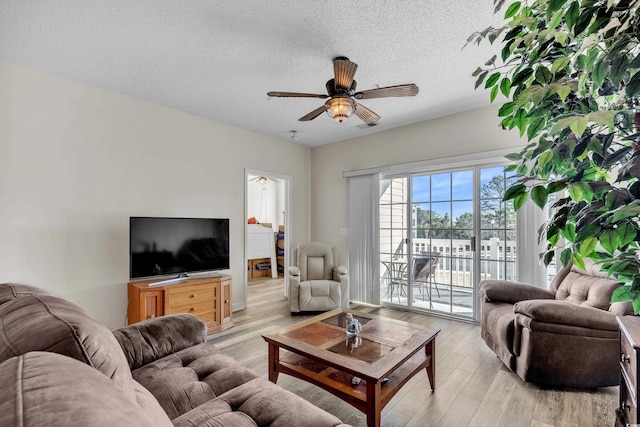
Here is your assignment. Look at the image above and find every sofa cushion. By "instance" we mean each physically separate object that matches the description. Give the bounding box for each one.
[0,293,135,398]
[131,342,260,419]
[173,378,346,427]
[299,280,341,311]
[0,352,173,427]
[297,242,334,281]
[113,313,207,370]
[0,283,49,305]
[553,270,620,309]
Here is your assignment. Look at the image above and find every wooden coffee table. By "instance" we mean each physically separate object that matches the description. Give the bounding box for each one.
[262,308,440,427]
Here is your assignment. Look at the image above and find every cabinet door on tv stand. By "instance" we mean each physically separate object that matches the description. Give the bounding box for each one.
[140,290,164,321]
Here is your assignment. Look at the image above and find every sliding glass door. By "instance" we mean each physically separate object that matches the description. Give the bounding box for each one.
[379,176,410,309]
[379,165,517,320]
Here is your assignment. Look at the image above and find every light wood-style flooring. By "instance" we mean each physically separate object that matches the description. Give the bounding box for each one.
[208,278,618,427]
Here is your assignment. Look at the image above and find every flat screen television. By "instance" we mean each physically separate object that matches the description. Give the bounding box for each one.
[129,217,230,280]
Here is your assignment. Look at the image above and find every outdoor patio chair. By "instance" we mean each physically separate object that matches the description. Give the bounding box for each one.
[412,253,441,301]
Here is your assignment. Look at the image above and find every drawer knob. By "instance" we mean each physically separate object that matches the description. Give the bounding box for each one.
[189,307,195,312]
[622,354,632,363]
[191,294,196,298]
[149,315,155,319]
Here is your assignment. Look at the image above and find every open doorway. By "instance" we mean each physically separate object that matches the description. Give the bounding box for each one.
[244,169,291,305]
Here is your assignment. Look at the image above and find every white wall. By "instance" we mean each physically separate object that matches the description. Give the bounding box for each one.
[310,106,525,266]
[0,61,311,329]
[246,177,283,231]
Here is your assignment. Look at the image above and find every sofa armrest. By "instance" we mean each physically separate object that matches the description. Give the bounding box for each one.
[333,266,349,308]
[289,266,300,276]
[480,280,555,304]
[609,300,634,316]
[333,265,347,282]
[514,299,618,331]
[112,314,207,370]
[289,270,301,312]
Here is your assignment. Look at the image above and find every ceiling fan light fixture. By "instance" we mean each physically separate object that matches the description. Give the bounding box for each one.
[325,96,355,123]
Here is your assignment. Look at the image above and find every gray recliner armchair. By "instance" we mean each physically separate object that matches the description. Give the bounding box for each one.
[480,258,632,388]
[288,242,349,312]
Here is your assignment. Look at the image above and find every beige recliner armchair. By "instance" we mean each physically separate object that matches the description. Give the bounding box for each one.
[480,259,632,388]
[288,242,349,312]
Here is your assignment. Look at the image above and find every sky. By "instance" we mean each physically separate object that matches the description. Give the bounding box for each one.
[408,166,505,220]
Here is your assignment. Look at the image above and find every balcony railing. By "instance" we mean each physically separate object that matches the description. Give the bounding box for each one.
[381,237,517,289]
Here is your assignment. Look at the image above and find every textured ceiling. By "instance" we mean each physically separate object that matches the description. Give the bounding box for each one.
[0,1,505,147]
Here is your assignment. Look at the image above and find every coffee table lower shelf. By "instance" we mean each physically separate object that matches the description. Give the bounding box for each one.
[275,349,431,417]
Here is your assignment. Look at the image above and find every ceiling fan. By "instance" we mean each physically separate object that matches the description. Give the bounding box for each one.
[267,57,419,124]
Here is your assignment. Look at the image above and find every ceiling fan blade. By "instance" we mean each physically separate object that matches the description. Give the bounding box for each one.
[267,91,328,99]
[333,57,358,91]
[299,105,329,121]
[354,84,419,99]
[354,102,381,124]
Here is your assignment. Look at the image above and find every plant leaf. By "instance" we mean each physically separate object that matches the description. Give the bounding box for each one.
[592,60,605,88]
[627,71,640,98]
[588,110,617,128]
[612,204,640,222]
[612,285,634,303]
[564,222,576,242]
[565,1,580,31]
[535,66,552,84]
[500,78,512,97]
[569,117,588,137]
[485,72,501,88]
[572,253,585,270]
[512,68,533,85]
[503,183,527,201]
[633,295,640,315]
[531,185,549,208]
[498,102,516,117]
[561,248,573,267]
[568,182,593,202]
[548,0,568,13]
[490,84,500,102]
[550,57,569,74]
[618,223,637,247]
[548,10,564,31]
[527,117,546,140]
[579,236,598,257]
[514,192,528,211]
[556,85,571,101]
[504,1,522,19]
[600,228,620,254]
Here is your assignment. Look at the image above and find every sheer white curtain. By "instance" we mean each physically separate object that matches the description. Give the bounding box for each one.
[347,173,380,305]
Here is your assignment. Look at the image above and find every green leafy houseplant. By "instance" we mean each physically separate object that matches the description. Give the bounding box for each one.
[468,0,640,310]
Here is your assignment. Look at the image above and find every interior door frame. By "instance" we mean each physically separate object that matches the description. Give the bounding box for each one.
[244,169,292,305]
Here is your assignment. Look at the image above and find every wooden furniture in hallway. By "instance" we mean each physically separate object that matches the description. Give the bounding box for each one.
[127,274,232,334]
[262,308,440,427]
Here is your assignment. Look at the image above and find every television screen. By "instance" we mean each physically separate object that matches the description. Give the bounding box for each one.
[130,217,230,279]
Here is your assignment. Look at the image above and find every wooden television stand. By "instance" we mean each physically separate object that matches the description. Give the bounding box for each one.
[127,274,232,334]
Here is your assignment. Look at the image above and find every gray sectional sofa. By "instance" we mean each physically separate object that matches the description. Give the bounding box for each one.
[0,283,349,426]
